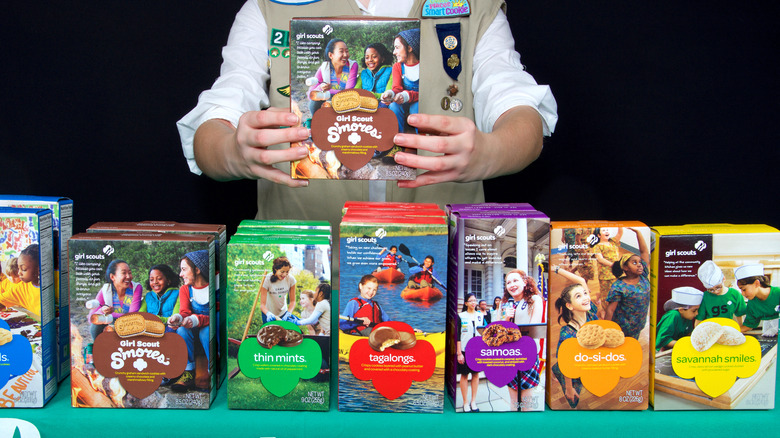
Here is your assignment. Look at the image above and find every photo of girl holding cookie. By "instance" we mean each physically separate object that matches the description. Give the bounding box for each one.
[88,259,143,340]
[551,265,598,408]
[172,249,210,392]
[139,264,181,331]
[356,42,393,107]
[308,38,358,117]
[604,228,650,339]
[259,256,297,323]
[383,28,420,133]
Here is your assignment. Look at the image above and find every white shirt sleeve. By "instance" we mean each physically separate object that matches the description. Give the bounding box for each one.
[472,10,558,136]
[176,1,271,175]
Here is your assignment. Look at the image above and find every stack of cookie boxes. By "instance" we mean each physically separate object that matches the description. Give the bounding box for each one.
[546,221,651,410]
[226,220,332,411]
[86,221,228,387]
[650,224,780,410]
[338,202,448,412]
[0,207,56,407]
[0,195,73,383]
[68,231,216,409]
[446,203,549,412]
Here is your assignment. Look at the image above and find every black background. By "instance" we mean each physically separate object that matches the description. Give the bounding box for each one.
[2,2,778,234]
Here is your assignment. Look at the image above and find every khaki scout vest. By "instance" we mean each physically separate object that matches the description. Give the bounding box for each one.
[255,0,504,226]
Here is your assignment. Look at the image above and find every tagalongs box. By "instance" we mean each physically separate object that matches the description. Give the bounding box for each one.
[290,17,419,180]
[69,232,216,409]
[338,204,447,412]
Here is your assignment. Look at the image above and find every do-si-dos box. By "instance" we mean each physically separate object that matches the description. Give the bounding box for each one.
[87,221,228,388]
[290,17,420,180]
[69,232,216,409]
[547,221,652,410]
[227,231,332,410]
[446,205,550,412]
[0,207,56,407]
[651,224,780,410]
[338,205,447,412]
[0,195,73,382]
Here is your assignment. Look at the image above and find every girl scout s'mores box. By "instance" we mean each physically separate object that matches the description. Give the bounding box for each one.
[547,221,652,410]
[0,195,73,382]
[0,207,56,407]
[69,232,216,409]
[289,17,420,180]
[338,204,447,412]
[651,224,780,410]
[446,204,550,412]
[87,221,228,387]
[226,229,332,410]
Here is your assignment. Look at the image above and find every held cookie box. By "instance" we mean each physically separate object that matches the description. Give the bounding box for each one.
[87,221,228,388]
[226,232,332,410]
[446,205,550,412]
[0,195,73,382]
[547,221,652,410]
[290,17,420,180]
[0,207,57,407]
[651,224,780,410]
[338,204,448,412]
[69,232,216,409]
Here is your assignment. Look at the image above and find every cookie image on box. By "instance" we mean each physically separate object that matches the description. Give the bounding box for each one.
[577,323,605,349]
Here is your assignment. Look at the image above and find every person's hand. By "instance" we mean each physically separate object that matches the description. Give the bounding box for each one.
[100,306,112,315]
[204,108,310,186]
[564,385,578,403]
[358,317,371,326]
[320,83,331,92]
[393,106,543,188]
[380,90,394,105]
[393,113,488,188]
[504,306,515,320]
[167,314,182,329]
[266,312,277,322]
[457,352,465,365]
[181,316,195,329]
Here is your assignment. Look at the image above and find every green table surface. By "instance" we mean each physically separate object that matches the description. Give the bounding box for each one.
[3,374,778,438]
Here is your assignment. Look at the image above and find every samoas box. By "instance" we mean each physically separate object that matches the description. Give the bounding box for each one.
[446,205,550,412]
[547,221,652,410]
[226,231,332,410]
[69,232,216,409]
[87,221,228,388]
[0,207,57,407]
[338,204,448,412]
[0,195,73,382]
[651,224,780,410]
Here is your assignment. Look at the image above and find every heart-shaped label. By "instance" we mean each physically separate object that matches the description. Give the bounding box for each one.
[93,312,188,400]
[311,89,398,171]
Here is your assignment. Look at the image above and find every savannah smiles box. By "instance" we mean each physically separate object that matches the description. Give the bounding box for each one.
[651,224,780,410]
